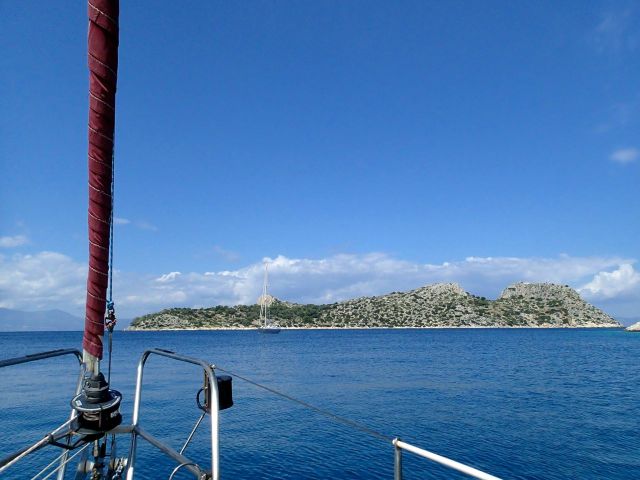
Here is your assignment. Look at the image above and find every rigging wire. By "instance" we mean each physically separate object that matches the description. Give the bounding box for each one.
[108,150,114,307]
[105,150,116,385]
[29,449,68,480]
[216,366,393,443]
[101,151,117,467]
[30,443,91,480]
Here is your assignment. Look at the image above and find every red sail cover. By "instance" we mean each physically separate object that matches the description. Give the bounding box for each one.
[83,0,119,359]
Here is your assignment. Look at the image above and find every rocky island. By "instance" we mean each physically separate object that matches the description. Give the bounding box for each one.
[128,282,621,330]
[626,322,640,332]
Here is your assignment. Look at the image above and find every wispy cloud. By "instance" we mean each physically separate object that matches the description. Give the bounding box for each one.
[595,97,639,133]
[2,251,638,319]
[593,9,640,53]
[113,217,158,231]
[212,245,241,263]
[136,221,158,232]
[610,147,639,164]
[0,235,29,248]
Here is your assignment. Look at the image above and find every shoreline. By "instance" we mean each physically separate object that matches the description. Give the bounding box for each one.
[126,324,623,332]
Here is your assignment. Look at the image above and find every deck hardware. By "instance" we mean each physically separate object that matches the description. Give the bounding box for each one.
[71,371,122,432]
[197,370,233,412]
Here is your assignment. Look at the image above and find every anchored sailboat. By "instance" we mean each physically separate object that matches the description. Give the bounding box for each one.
[257,262,281,334]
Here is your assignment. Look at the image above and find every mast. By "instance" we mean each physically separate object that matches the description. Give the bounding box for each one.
[264,263,269,327]
[259,262,269,327]
[83,0,119,374]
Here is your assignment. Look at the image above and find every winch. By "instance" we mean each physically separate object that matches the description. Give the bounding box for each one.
[71,372,122,432]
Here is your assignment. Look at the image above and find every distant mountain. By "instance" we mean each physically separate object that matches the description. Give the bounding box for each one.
[129,282,621,330]
[0,308,84,331]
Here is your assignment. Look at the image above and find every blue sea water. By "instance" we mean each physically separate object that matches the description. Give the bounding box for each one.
[0,329,638,479]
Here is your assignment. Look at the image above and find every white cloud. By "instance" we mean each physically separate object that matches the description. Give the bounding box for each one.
[0,235,29,248]
[1,251,638,319]
[610,147,639,164]
[0,252,86,311]
[113,217,131,225]
[579,264,640,300]
[156,272,182,283]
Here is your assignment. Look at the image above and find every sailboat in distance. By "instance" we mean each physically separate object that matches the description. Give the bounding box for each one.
[257,262,281,333]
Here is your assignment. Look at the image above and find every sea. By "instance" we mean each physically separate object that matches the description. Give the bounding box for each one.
[1,329,638,479]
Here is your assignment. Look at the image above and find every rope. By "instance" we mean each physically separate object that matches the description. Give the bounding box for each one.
[216,367,393,443]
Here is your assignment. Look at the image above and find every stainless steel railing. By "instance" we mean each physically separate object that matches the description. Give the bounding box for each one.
[126,348,220,480]
[0,348,85,480]
[392,438,501,480]
[0,348,83,368]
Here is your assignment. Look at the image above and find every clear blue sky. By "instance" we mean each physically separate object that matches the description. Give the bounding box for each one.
[1,1,639,318]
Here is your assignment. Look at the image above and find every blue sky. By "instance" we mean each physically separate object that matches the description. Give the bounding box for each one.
[1,1,639,319]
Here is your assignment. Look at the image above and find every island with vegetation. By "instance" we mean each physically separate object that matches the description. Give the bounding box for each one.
[128,282,621,330]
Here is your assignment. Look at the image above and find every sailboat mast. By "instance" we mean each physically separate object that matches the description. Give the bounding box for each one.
[264,262,269,327]
[83,0,120,374]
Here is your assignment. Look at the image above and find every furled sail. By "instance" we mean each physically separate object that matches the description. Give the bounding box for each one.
[83,0,119,366]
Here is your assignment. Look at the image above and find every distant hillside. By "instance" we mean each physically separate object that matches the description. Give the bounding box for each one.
[129,282,621,330]
[0,308,84,331]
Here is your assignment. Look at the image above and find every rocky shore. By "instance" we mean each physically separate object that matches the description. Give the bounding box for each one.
[128,282,620,330]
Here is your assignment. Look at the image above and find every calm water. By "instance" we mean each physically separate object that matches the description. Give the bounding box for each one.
[0,329,638,479]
